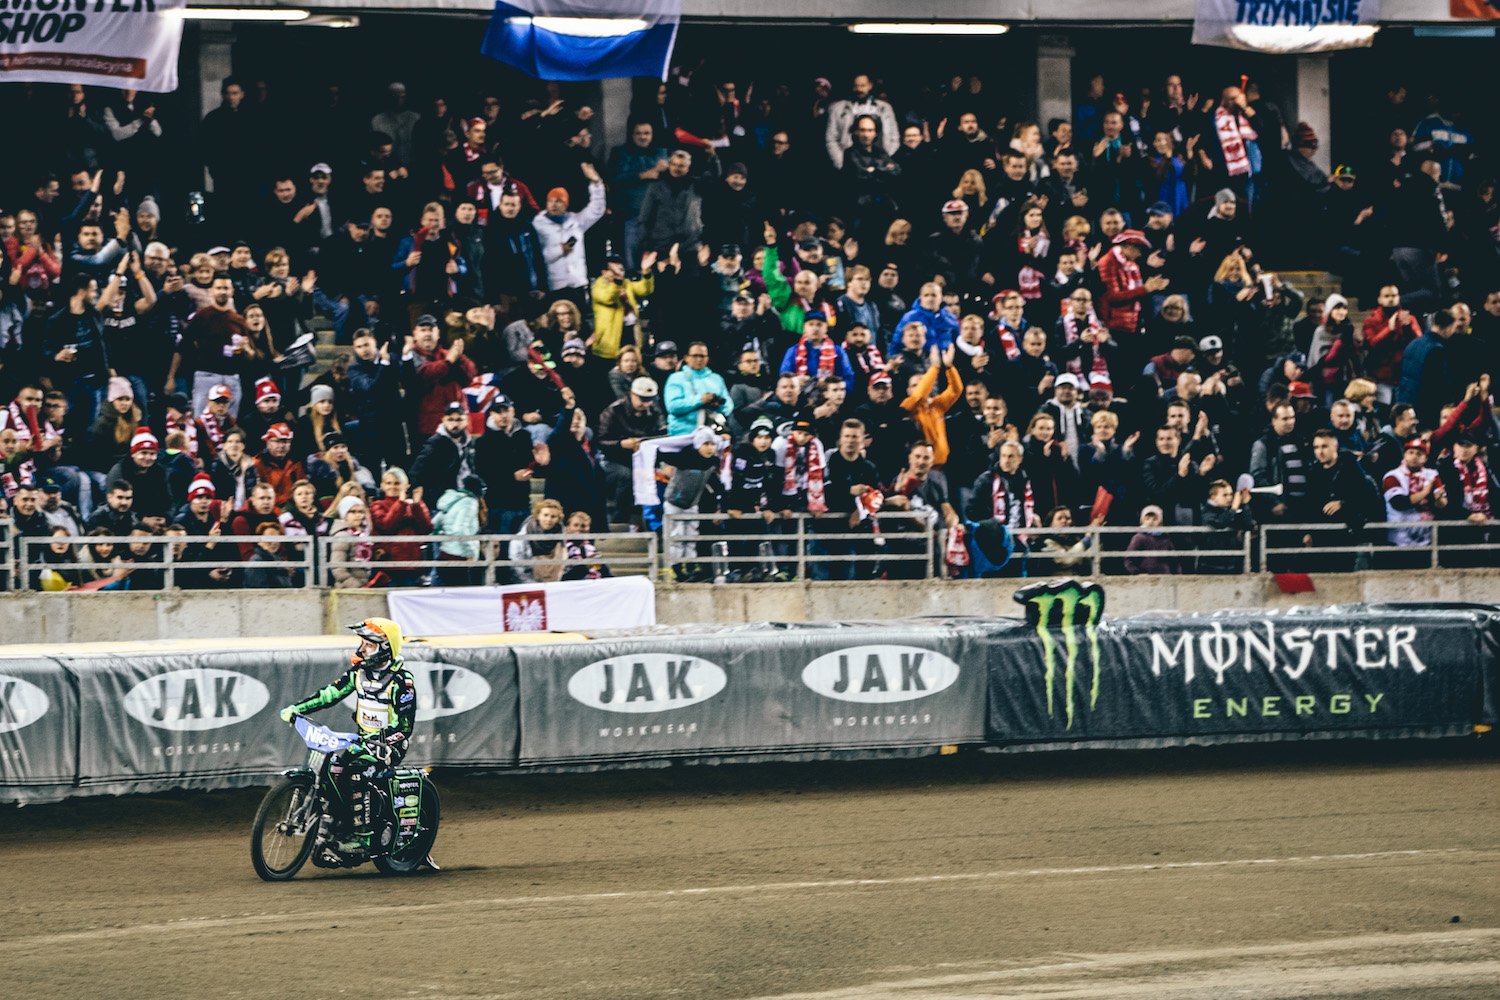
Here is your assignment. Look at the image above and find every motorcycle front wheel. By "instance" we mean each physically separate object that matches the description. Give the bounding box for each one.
[251,775,320,882]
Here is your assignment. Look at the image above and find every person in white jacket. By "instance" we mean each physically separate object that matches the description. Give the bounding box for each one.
[532,162,607,300]
[825,74,899,170]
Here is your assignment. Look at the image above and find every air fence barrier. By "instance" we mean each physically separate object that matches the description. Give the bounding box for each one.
[3,581,1496,805]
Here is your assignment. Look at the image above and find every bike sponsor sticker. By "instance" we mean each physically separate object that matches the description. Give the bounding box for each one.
[801,646,960,704]
[122,668,270,732]
[0,674,50,734]
[567,654,727,714]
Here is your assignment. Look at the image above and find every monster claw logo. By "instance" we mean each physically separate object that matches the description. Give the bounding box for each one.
[1015,580,1105,729]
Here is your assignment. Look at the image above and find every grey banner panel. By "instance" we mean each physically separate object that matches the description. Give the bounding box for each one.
[0,657,76,794]
[515,621,992,766]
[401,642,520,768]
[71,649,342,790]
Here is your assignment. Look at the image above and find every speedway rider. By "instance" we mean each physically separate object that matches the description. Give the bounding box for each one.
[279,618,416,854]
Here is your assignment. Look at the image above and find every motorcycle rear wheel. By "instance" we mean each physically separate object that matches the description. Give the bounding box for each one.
[374,780,440,875]
[251,776,320,882]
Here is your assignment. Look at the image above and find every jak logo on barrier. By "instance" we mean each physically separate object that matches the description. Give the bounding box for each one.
[122,668,270,732]
[801,646,960,704]
[567,654,727,713]
[0,674,50,734]
[1015,580,1105,730]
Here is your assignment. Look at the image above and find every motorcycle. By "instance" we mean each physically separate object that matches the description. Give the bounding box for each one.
[250,715,441,881]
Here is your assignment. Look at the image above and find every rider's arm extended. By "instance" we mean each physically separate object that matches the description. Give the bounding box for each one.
[289,669,358,715]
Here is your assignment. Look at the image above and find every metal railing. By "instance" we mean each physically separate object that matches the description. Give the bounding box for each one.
[1258,519,1500,571]
[2,516,1495,590]
[662,510,937,579]
[1029,523,1255,577]
[317,533,658,586]
[15,534,316,591]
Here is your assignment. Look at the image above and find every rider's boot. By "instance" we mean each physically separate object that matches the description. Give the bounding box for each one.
[332,787,372,854]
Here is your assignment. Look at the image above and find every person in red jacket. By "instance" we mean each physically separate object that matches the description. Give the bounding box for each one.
[369,466,433,586]
[1362,284,1422,400]
[1097,229,1168,365]
[406,314,478,438]
[253,422,305,507]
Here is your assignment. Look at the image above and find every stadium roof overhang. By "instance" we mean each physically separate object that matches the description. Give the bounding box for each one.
[187,0,1462,25]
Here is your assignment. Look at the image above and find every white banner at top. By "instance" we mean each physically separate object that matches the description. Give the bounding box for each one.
[1193,0,1381,52]
[0,1,185,93]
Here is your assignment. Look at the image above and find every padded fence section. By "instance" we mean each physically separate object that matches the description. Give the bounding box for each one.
[2,600,1495,804]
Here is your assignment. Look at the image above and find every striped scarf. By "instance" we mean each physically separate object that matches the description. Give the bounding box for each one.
[1214,106,1257,178]
[792,337,837,378]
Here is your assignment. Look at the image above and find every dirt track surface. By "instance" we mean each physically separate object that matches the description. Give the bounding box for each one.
[4,743,1499,1000]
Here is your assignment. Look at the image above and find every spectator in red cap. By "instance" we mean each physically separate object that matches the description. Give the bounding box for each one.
[238,376,293,457]
[197,383,238,462]
[1382,436,1445,549]
[106,429,173,527]
[1097,230,1166,375]
[254,422,304,506]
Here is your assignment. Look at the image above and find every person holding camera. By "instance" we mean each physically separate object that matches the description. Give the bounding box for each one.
[663,341,733,436]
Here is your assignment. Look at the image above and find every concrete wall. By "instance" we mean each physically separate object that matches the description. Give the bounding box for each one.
[1,571,1495,644]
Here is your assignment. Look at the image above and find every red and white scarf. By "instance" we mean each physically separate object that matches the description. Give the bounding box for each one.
[1214,106,1258,178]
[783,437,827,513]
[991,471,1035,528]
[1454,456,1491,517]
[792,337,837,378]
[995,320,1025,361]
[4,401,54,445]
[200,410,231,454]
[1058,308,1113,392]
[848,341,885,376]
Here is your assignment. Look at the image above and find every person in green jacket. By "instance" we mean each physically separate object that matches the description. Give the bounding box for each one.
[762,221,835,337]
[279,618,416,854]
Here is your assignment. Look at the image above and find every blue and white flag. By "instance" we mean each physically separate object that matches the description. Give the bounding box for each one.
[481,0,680,81]
[1192,0,1380,52]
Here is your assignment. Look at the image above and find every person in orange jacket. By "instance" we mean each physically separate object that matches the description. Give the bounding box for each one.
[900,345,964,466]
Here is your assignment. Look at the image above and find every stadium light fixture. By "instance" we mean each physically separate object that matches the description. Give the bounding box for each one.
[178,7,312,21]
[847,22,1010,35]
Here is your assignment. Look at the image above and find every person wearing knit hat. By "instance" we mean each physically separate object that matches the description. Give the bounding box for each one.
[130,429,159,454]
[187,472,215,498]
[238,376,293,457]
[107,377,134,402]
[254,421,306,507]
[102,428,173,525]
[136,196,161,221]
[533,160,606,299]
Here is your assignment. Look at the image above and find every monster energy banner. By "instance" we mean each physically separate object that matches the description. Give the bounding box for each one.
[513,622,993,766]
[987,582,1500,746]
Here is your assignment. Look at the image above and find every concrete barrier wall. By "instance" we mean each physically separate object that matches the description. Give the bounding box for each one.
[1,570,1496,642]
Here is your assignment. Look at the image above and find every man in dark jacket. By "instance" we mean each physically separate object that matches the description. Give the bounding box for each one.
[345,329,406,472]
[1397,308,1458,429]
[637,150,704,256]
[409,402,476,507]
[482,190,548,309]
[1298,428,1381,570]
[474,396,548,543]
[106,429,174,527]
[596,376,667,523]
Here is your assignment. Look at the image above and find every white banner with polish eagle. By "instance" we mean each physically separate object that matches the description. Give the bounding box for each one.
[389,576,655,635]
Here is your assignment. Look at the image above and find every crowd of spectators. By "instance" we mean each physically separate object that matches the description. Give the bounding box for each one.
[0,65,1496,588]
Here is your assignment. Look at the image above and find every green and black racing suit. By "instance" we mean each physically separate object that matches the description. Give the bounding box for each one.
[289,659,417,841]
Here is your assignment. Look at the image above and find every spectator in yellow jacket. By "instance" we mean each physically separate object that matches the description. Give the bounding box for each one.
[589,253,656,360]
[901,345,964,466]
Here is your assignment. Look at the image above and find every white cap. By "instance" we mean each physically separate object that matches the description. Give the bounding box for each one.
[309,162,333,176]
[1055,373,1082,389]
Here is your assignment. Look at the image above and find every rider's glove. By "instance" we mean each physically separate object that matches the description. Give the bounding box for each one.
[278,705,296,724]
[367,740,393,764]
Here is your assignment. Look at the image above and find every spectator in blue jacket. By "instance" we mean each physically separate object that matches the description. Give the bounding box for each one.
[663,341,733,436]
[889,281,959,355]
